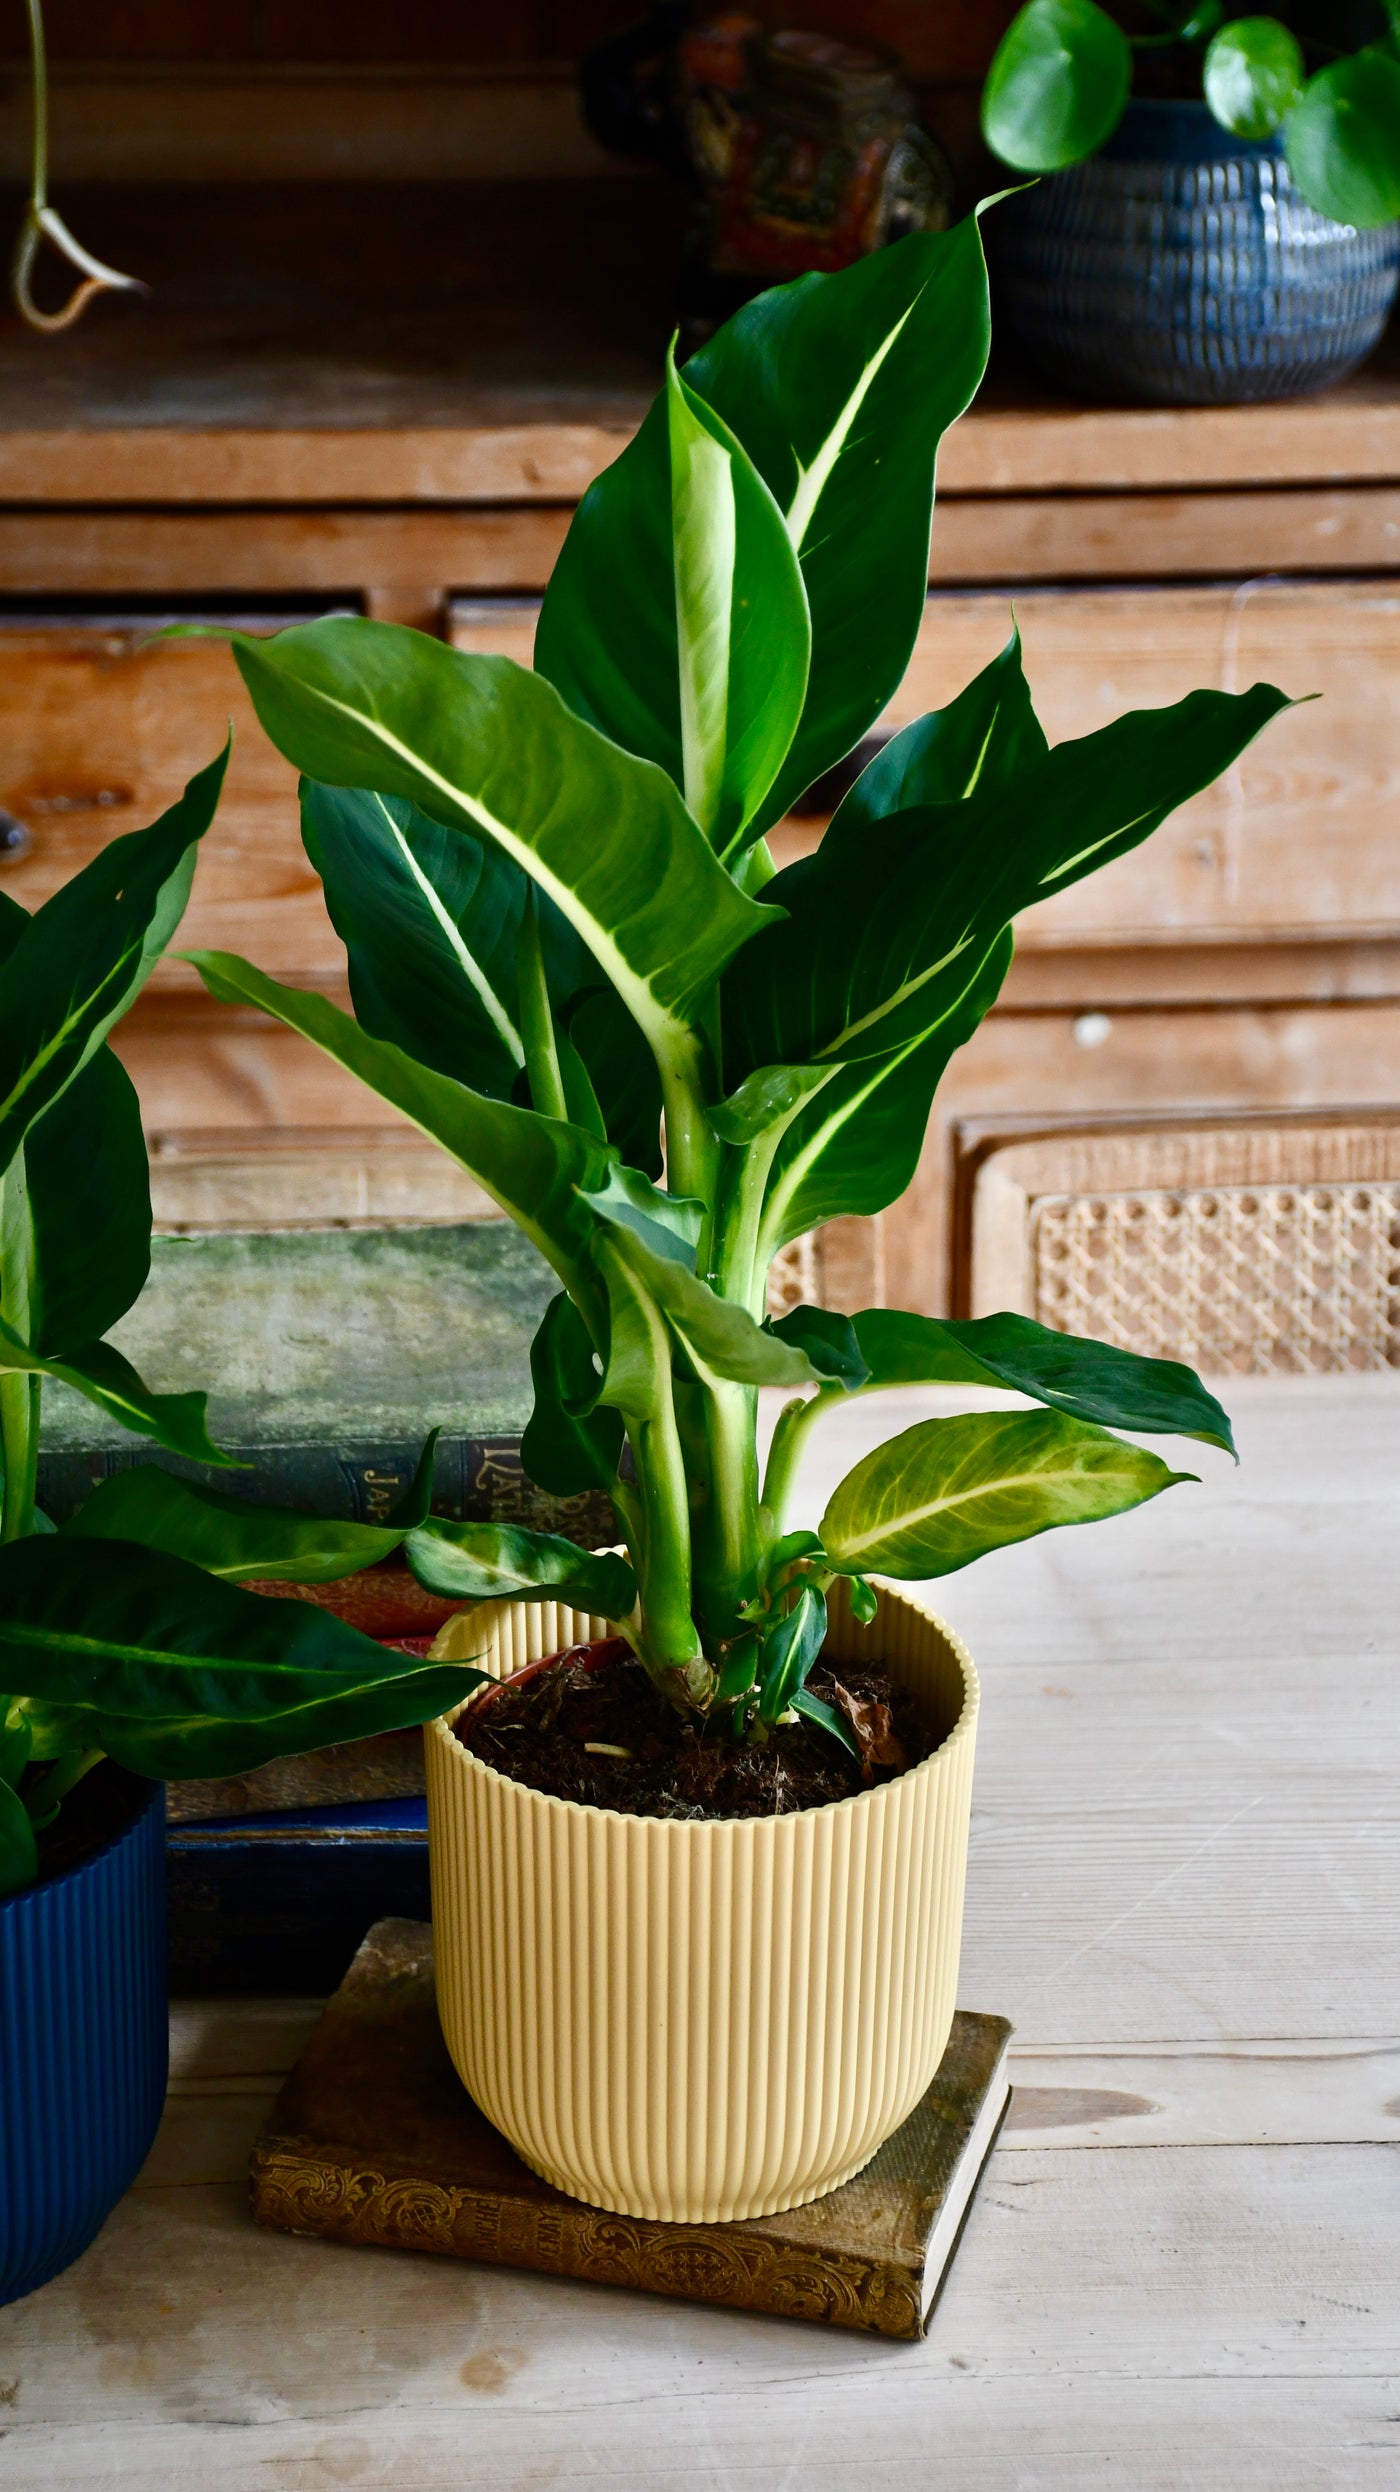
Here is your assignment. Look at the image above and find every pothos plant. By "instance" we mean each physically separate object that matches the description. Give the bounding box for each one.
[151,210,1286,1758]
[0,765,533,1899]
[983,1,1400,230]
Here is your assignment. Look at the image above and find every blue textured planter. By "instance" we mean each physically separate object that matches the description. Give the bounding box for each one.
[996,99,1400,406]
[0,1775,168,2307]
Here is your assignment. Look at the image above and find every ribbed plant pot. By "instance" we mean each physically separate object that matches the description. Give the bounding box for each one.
[0,1775,168,2307]
[996,99,1400,406]
[424,1580,978,2224]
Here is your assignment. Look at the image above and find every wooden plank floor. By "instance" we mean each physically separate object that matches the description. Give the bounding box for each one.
[1,1379,1397,2488]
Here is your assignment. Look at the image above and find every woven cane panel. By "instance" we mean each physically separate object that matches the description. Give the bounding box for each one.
[1031,1181,1400,1374]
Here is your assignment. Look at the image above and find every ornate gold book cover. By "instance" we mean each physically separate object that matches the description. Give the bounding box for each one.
[250,1918,1011,2341]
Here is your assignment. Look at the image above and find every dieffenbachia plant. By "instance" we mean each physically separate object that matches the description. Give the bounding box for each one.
[983,1,1400,230]
[150,211,1282,1751]
[0,764,498,1898]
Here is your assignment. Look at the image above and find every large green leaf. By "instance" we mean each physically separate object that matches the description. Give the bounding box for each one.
[729,684,1291,1075]
[0,1325,231,1466]
[222,620,776,1053]
[828,624,1048,835]
[25,1048,151,1355]
[0,746,227,1177]
[301,781,587,1100]
[539,220,992,852]
[0,1536,491,1780]
[62,1436,436,1582]
[189,952,616,1312]
[535,351,809,856]
[1285,52,1400,229]
[846,1309,1235,1454]
[822,1408,1192,1579]
[757,932,1014,1251]
[520,1291,625,1497]
[982,0,1132,172]
[404,1520,635,1615]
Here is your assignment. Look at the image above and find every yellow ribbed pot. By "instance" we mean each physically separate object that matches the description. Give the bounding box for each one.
[424,1580,978,2224]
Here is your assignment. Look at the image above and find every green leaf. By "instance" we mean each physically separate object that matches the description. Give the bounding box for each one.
[0,745,228,1177]
[0,1536,491,1781]
[188,953,615,1312]
[849,1309,1236,1454]
[1204,18,1305,142]
[730,683,1292,1075]
[536,352,810,859]
[405,1520,635,1615]
[767,1304,870,1390]
[582,1192,821,1392]
[541,219,993,854]
[222,620,776,1053]
[61,1434,438,1582]
[301,781,587,1100]
[24,1047,151,1355]
[685,218,994,842]
[1285,53,1400,229]
[0,1772,39,1897]
[982,0,1132,172]
[666,348,811,847]
[829,623,1048,835]
[756,1580,826,1724]
[791,1685,859,1757]
[757,933,1015,1251]
[708,1063,834,1146]
[846,1574,879,1627]
[0,1325,232,1467]
[822,1408,1193,1580]
[521,1291,624,1497]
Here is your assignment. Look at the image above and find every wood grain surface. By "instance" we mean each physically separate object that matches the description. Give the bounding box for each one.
[1,1379,1395,2488]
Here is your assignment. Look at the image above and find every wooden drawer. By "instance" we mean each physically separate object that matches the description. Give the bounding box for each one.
[451,581,1400,949]
[0,617,341,981]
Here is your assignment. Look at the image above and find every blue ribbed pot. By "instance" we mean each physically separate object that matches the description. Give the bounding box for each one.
[0,1775,168,2307]
[996,99,1400,405]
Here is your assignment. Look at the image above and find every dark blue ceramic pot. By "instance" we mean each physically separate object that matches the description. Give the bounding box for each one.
[996,99,1400,405]
[0,1774,167,2307]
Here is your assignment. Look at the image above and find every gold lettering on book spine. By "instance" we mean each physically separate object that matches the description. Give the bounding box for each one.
[250,2149,923,2339]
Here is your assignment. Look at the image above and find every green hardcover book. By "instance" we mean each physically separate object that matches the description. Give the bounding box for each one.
[36,1222,610,1538]
[252,1919,1013,2340]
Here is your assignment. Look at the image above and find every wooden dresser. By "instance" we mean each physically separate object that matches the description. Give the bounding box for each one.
[2,180,1397,1317]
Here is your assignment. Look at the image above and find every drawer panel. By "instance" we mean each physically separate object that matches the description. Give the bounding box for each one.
[0,619,342,981]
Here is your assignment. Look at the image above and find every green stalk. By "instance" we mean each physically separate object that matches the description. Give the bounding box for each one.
[516,883,568,1123]
[761,1383,846,1535]
[0,1148,36,1544]
[688,1374,763,1654]
[25,1743,103,1824]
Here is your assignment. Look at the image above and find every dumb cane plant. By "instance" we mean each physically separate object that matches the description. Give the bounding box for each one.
[983,1,1400,230]
[143,210,1286,1759]
[0,762,523,1898]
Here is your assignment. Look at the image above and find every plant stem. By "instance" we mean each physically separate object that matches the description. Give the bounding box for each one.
[690,1375,764,1651]
[0,1148,36,1544]
[762,1383,847,1534]
[516,884,568,1123]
